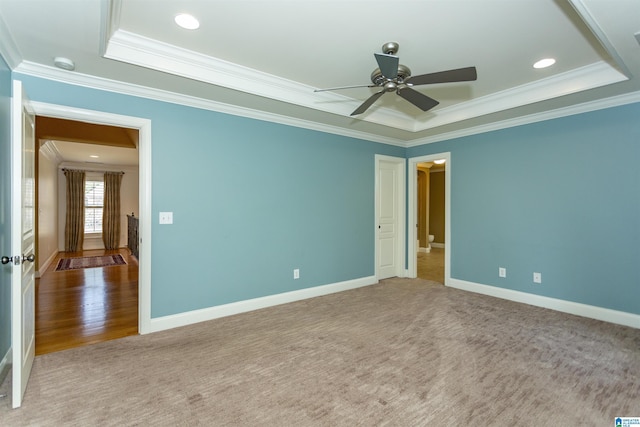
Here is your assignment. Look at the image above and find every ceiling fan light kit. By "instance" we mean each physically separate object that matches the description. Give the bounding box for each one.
[316,42,477,116]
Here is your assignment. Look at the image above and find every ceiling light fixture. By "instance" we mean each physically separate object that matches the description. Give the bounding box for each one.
[434,159,446,165]
[53,57,75,71]
[90,155,99,158]
[174,13,200,30]
[533,58,556,69]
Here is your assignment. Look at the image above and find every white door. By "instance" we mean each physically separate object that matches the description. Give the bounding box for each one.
[11,80,36,408]
[376,156,405,279]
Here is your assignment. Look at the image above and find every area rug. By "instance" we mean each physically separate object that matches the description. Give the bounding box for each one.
[55,254,127,271]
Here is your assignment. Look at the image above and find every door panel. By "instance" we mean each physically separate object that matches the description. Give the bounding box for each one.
[377,158,403,279]
[11,80,36,408]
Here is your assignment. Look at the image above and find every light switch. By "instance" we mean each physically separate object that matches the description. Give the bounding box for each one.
[159,212,173,224]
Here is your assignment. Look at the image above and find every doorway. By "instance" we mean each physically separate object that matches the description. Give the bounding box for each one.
[30,101,152,350]
[408,153,451,283]
[35,117,140,354]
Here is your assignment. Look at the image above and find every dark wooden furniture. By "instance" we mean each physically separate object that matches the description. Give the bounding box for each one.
[127,213,139,259]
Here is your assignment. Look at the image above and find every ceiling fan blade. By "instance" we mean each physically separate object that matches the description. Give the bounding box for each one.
[314,84,377,92]
[351,90,385,116]
[407,66,477,86]
[397,87,439,112]
[375,53,399,79]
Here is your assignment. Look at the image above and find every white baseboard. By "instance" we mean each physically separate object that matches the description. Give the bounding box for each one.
[36,250,59,278]
[431,243,445,249]
[448,278,640,329]
[147,275,378,334]
[0,347,11,385]
[418,247,430,253]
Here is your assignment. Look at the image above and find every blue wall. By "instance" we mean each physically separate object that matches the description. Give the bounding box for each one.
[0,54,12,363]
[11,72,640,321]
[15,74,404,317]
[408,103,640,314]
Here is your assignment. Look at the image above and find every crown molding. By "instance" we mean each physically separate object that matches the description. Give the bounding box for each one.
[103,28,627,137]
[104,29,418,133]
[406,89,640,147]
[412,61,627,133]
[15,61,405,147]
[0,11,22,69]
[14,60,640,151]
[39,140,64,164]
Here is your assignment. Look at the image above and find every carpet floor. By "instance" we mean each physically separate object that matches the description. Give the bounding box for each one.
[1,278,638,426]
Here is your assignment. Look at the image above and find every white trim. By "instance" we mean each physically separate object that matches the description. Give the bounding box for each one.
[568,0,631,77]
[35,250,58,279]
[103,24,628,135]
[430,243,445,249]
[10,61,640,150]
[147,275,378,333]
[29,101,153,335]
[0,346,10,385]
[0,347,13,397]
[374,155,406,280]
[0,12,21,69]
[406,90,640,147]
[104,29,417,133]
[39,140,63,163]
[411,62,627,133]
[408,153,451,282]
[14,61,404,148]
[448,278,640,329]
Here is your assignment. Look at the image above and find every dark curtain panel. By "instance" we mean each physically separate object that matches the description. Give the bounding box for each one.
[102,172,123,250]
[64,169,86,252]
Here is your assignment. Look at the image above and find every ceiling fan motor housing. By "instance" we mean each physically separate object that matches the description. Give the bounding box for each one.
[370,64,411,86]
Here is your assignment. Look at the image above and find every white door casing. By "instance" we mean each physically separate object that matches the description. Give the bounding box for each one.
[375,155,405,280]
[407,153,451,283]
[11,80,36,408]
[30,101,152,335]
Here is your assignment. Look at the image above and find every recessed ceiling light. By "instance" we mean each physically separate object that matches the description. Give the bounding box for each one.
[53,57,75,71]
[533,58,556,69]
[174,13,200,30]
[90,155,99,158]
[433,159,446,165]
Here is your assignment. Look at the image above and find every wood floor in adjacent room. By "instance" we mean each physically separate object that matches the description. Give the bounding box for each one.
[35,248,139,355]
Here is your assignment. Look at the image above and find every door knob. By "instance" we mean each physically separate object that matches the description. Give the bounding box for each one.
[22,254,35,263]
[1,256,13,265]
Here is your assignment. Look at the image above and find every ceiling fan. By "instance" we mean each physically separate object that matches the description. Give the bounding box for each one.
[314,42,477,116]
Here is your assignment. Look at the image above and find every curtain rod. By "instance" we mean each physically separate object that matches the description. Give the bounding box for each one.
[61,168,125,175]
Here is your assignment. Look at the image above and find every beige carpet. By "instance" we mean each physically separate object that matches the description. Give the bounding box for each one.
[1,278,638,426]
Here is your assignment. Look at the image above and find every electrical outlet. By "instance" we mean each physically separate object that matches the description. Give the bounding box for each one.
[293,269,300,279]
[533,272,542,283]
[159,212,173,224]
[499,267,506,278]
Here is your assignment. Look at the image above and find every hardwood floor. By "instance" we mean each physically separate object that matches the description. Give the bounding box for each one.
[35,248,138,355]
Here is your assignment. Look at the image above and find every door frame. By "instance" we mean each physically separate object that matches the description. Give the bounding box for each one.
[374,154,406,280]
[408,152,451,283]
[31,101,153,334]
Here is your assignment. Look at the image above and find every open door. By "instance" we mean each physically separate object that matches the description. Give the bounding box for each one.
[10,80,36,408]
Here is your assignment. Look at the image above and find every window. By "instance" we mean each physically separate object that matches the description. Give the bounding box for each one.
[84,179,104,233]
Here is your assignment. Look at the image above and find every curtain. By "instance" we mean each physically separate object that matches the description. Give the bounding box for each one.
[102,172,123,250]
[64,169,86,252]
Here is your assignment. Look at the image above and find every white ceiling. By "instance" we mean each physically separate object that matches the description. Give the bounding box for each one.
[1,0,639,147]
[52,141,139,167]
